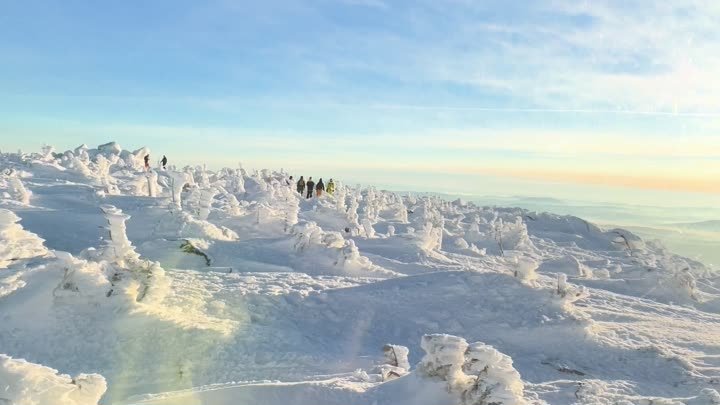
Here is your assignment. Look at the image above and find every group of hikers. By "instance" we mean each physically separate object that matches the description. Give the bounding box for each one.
[144,154,168,170]
[142,155,336,200]
[291,176,336,199]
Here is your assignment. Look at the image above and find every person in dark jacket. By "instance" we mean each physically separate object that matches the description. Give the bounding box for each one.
[297,176,305,195]
[305,177,315,199]
[161,155,167,169]
[315,178,325,197]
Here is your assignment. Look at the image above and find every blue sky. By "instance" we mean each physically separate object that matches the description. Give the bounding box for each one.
[1,0,719,204]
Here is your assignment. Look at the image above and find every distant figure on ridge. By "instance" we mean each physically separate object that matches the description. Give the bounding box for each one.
[161,155,167,169]
[144,154,150,170]
[297,176,305,195]
[327,179,335,194]
[315,178,325,197]
[287,175,293,186]
[306,177,315,199]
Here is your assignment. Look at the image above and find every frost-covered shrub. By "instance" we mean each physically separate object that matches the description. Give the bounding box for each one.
[384,344,411,370]
[377,344,410,381]
[52,251,113,300]
[454,237,470,249]
[291,221,394,277]
[0,354,107,405]
[362,218,376,238]
[6,175,31,204]
[159,210,238,241]
[94,154,120,195]
[462,342,526,405]
[419,334,527,405]
[99,205,140,264]
[168,171,191,209]
[413,222,443,252]
[464,222,483,244]
[510,256,539,285]
[0,209,48,268]
[198,187,218,220]
[553,273,590,311]
[492,217,535,254]
[570,256,593,278]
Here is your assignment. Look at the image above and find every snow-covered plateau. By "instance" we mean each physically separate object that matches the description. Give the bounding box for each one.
[1,142,719,405]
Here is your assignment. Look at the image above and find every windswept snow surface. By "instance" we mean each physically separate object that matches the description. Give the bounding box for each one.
[1,144,719,405]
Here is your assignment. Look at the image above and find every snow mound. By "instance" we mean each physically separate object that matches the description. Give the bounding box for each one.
[0,354,106,405]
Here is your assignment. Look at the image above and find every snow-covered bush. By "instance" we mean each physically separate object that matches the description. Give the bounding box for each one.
[167,170,191,209]
[414,222,443,252]
[6,175,31,204]
[0,209,48,268]
[418,334,527,405]
[362,218,376,238]
[52,251,113,300]
[155,210,239,241]
[462,342,526,405]
[552,273,590,311]
[492,217,535,255]
[384,344,410,370]
[198,187,218,220]
[464,222,484,244]
[510,256,539,285]
[377,344,411,381]
[99,205,140,264]
[0,354,107,405]
[291,221,395,277]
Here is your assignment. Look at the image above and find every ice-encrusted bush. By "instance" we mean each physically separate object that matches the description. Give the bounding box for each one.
[99,205,140,263]
[510,256,539,285]
[156,210,238,241]
[198,187,218,220]
[412,222,443,252]
[6,174,31,204]
[362,218,376,238]
[167,170,191,209]
[492,217,535,254]
[418,334,527,405]
[552,273,590,311]
[0,209,48,268]
[462,342,526,405]
[464,222,484,244]
[377,344,411,381]
[0,354,107,405]
[291,221,394,277]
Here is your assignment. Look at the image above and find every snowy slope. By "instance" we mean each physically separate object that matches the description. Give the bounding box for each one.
[0,143,719,405]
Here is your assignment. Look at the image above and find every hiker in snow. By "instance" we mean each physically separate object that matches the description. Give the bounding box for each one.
[144,154,150,170]
[327,178,335,194]
[306,177,315,199]
[297,176,305,195]
[161,155,167,169]
[315,178,325,197]
[287,175,293,186]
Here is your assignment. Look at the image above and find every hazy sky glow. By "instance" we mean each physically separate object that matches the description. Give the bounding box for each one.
[1,0,718,205]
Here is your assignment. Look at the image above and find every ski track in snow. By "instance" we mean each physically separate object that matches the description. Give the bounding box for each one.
[0,144,719,405]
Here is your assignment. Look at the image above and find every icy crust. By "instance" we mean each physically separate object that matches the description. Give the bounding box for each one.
[0,354,106,405]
